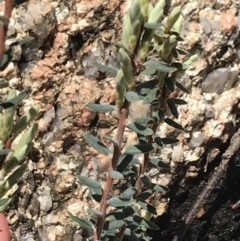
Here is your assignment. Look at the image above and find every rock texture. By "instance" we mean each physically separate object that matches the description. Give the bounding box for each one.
[0,0,240,240]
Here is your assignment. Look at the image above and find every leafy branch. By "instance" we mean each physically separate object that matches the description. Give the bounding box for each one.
[69,1,198,240]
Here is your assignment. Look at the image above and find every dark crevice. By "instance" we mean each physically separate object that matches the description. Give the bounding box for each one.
[149,124,238,241]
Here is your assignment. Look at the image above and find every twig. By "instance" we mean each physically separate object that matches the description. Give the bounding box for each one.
[0,0,13,65]
[172,127,240,241]
[96,100,130,239]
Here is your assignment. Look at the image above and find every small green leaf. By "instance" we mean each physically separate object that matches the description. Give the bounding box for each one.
[142,233,152,241]
[155,29,164,37]
[164,77,175,92]
[122,14,130,48]
[2,158,17,177]
[124,144,155,155]
[164,118,184,130]
[110,206,137,220]
[109,197,135,207]
[122,187,137,199]
[14,0,29,5]
[125,91,139,102]
[85,134,111,155]
[122,168,137,177]
[0,81,8,88]
[183,54,198,65]
[126,224,138,231]
[12,105,40,137]
[167,98,178,119]
[152,183,169,192]
[14,123,38,150]
[114,42,132,56]
[143,88,158,104]
[2,163,28,197]
[171,62,188,69]
[153,134,162,146]
[137,133,148,144]
[1,90,16,135]
[144,22,163,30]
[141,175,151,187]
[3,143,33,176]
[176,81,189,94]
[125,228,141,241]
[0,149,11,155]
[85,103,115,112]
[138,199,157,215]
[171,48,179,59]
[104,231,118,238]
[134,117,154,125]
[101,229,118,238]
[108,220,124,230]
[140,67,156,76]
[133,215,159,230]
[10,36,34,47]
[68,212,95,230]
[92,62,118,75]
[0,198,11,212]
[152,109,165,123]
[135,78,158,92]
[90,209,103,217]
[131,157,141,164]
[125,216,133,222]
[101,230,113,237]
[170,32,181,39]
[172,98,187,105]
[1,47,14,71]
[78,176,102,189]
[137,189,154,200]
[0,93,27,110]
[89,188,102,202]
[127,122,154,136]
[117,154,133,172]
[162,137,179,144]
[110,171,124,179]
[144,61,177,72]
[102,135,118,145]
[148,158,170,169]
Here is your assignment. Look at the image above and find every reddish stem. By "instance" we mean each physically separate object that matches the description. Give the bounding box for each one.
[96,101,130,239]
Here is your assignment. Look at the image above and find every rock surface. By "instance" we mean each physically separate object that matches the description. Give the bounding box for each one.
[0,0,240,240]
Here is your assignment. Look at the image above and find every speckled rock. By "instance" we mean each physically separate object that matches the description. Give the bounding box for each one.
[2,0,240,240]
